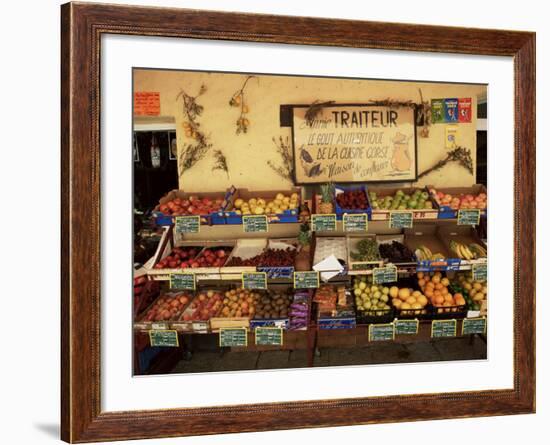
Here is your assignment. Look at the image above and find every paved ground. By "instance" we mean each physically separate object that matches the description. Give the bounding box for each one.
[171,336,487,374]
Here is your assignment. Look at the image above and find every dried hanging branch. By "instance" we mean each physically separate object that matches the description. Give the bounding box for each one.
[176,84,212,172]
[212,149,230,178]
[417,146,474,179]
[305,100,335,127]
[229,75,257,134]
[416,88,432,137]
[267,136,294,182]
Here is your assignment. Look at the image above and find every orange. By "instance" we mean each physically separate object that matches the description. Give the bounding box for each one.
[441,278,450,286]
[426,281,435,289]
[418,279,426,287]
[440,287,449,295]
[425,289,434,298]
[444,294,454,303]
[417,272,425,279]
[433,290,442,297]
[434,295,445,305]
[432,275,441,284]
[434,283,443,290]
[455,296,466,305]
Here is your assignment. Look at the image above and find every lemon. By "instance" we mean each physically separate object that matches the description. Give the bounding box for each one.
[234,198,244,209]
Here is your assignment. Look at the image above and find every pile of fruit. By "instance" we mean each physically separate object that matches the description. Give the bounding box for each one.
[158,195,224,216]
[389,286,429,313]
[226,247,296,267]
[141,292,192,322]
[449,241,487,260]
[414,245,445,261]
[417,271,466,313]
[429,188,487,210]
[231,192,299,215]
[368,189,434,210]
[194,247,232,267]
[254,292,293,319]
[219,289,260,318]
[350,238,381,262]
[353,277,391,314]
[378,241,415,263]
[153,246,201,269]
[452,273,487,310]
[335,188,368,210]
[182,290,224,321]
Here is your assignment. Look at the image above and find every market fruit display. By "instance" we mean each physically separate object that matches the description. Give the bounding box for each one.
[182,290,224,321]
[378,241,415,263]
[368,189,433,210]
[142,292,192,322]
[153,246,201,269]
[194,247,232,267]
[226,247,296,267]
[350,238,381,262]
[254,291,293,319]
[414,245,445,261]
[429,188,487,210]
[452,273,487,310]
[335,188,368,210]
[417,271,465,312]
[219,289,260,318]
[158,195,224,216]
[231,192,299,215]
[389,285,429,313]
[353,277,391,314]
[449,241,487,260]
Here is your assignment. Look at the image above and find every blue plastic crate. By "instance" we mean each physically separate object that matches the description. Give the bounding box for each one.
[334,184,370,218]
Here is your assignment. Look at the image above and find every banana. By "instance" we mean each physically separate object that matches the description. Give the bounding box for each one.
[460,243,473,260]
[469,243,487,258]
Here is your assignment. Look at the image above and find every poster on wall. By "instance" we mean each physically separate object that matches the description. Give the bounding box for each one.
[291,104,417,184]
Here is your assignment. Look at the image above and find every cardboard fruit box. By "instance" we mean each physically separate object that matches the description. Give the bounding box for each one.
[144,226,235,280]
[172,289,225,333]
[404,225,461,272]
[346,235,384,274]
[133,291,194,331]
[437,225,487,269]
[334,184,370,218]
[152,189,230,226]
[366,186,439,221]
[427,184,487,219]
[223,187,301,224]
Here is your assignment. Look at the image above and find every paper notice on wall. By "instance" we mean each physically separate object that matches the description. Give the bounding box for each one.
[458,98,472,123]
[444,98,459,123]
[134,92,160,116]
[445,125,459,149]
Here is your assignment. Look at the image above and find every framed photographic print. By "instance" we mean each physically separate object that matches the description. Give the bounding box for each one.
[61,2,535,443]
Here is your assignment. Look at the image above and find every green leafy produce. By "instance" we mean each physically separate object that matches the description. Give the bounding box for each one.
[350,238,380,262]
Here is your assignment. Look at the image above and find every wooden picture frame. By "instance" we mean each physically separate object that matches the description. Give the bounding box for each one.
[61,2,535,442]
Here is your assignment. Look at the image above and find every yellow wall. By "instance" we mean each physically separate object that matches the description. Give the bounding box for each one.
[133,69,486,192]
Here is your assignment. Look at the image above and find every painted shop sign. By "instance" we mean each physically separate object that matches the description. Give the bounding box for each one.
[292,104,417,184]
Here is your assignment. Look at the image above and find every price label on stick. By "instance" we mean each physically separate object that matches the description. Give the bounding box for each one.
[242,272,267,290]
[462,317,487,335]
[457,209,481,226]
[219,328,248,347]
[369,323,395,341]
[149,330,179,347]
[242,215,268,233]
[372,266,398,284]
[472,263,487,282]
[170,273,195,290]
[389,211,413,229]
[255,327,283,346]
[394,319,419,335]
[343,213,368,232]
[293,271,320,289]
[175,216,200,233]
[431,319,457,338]
[311,214,337,232]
